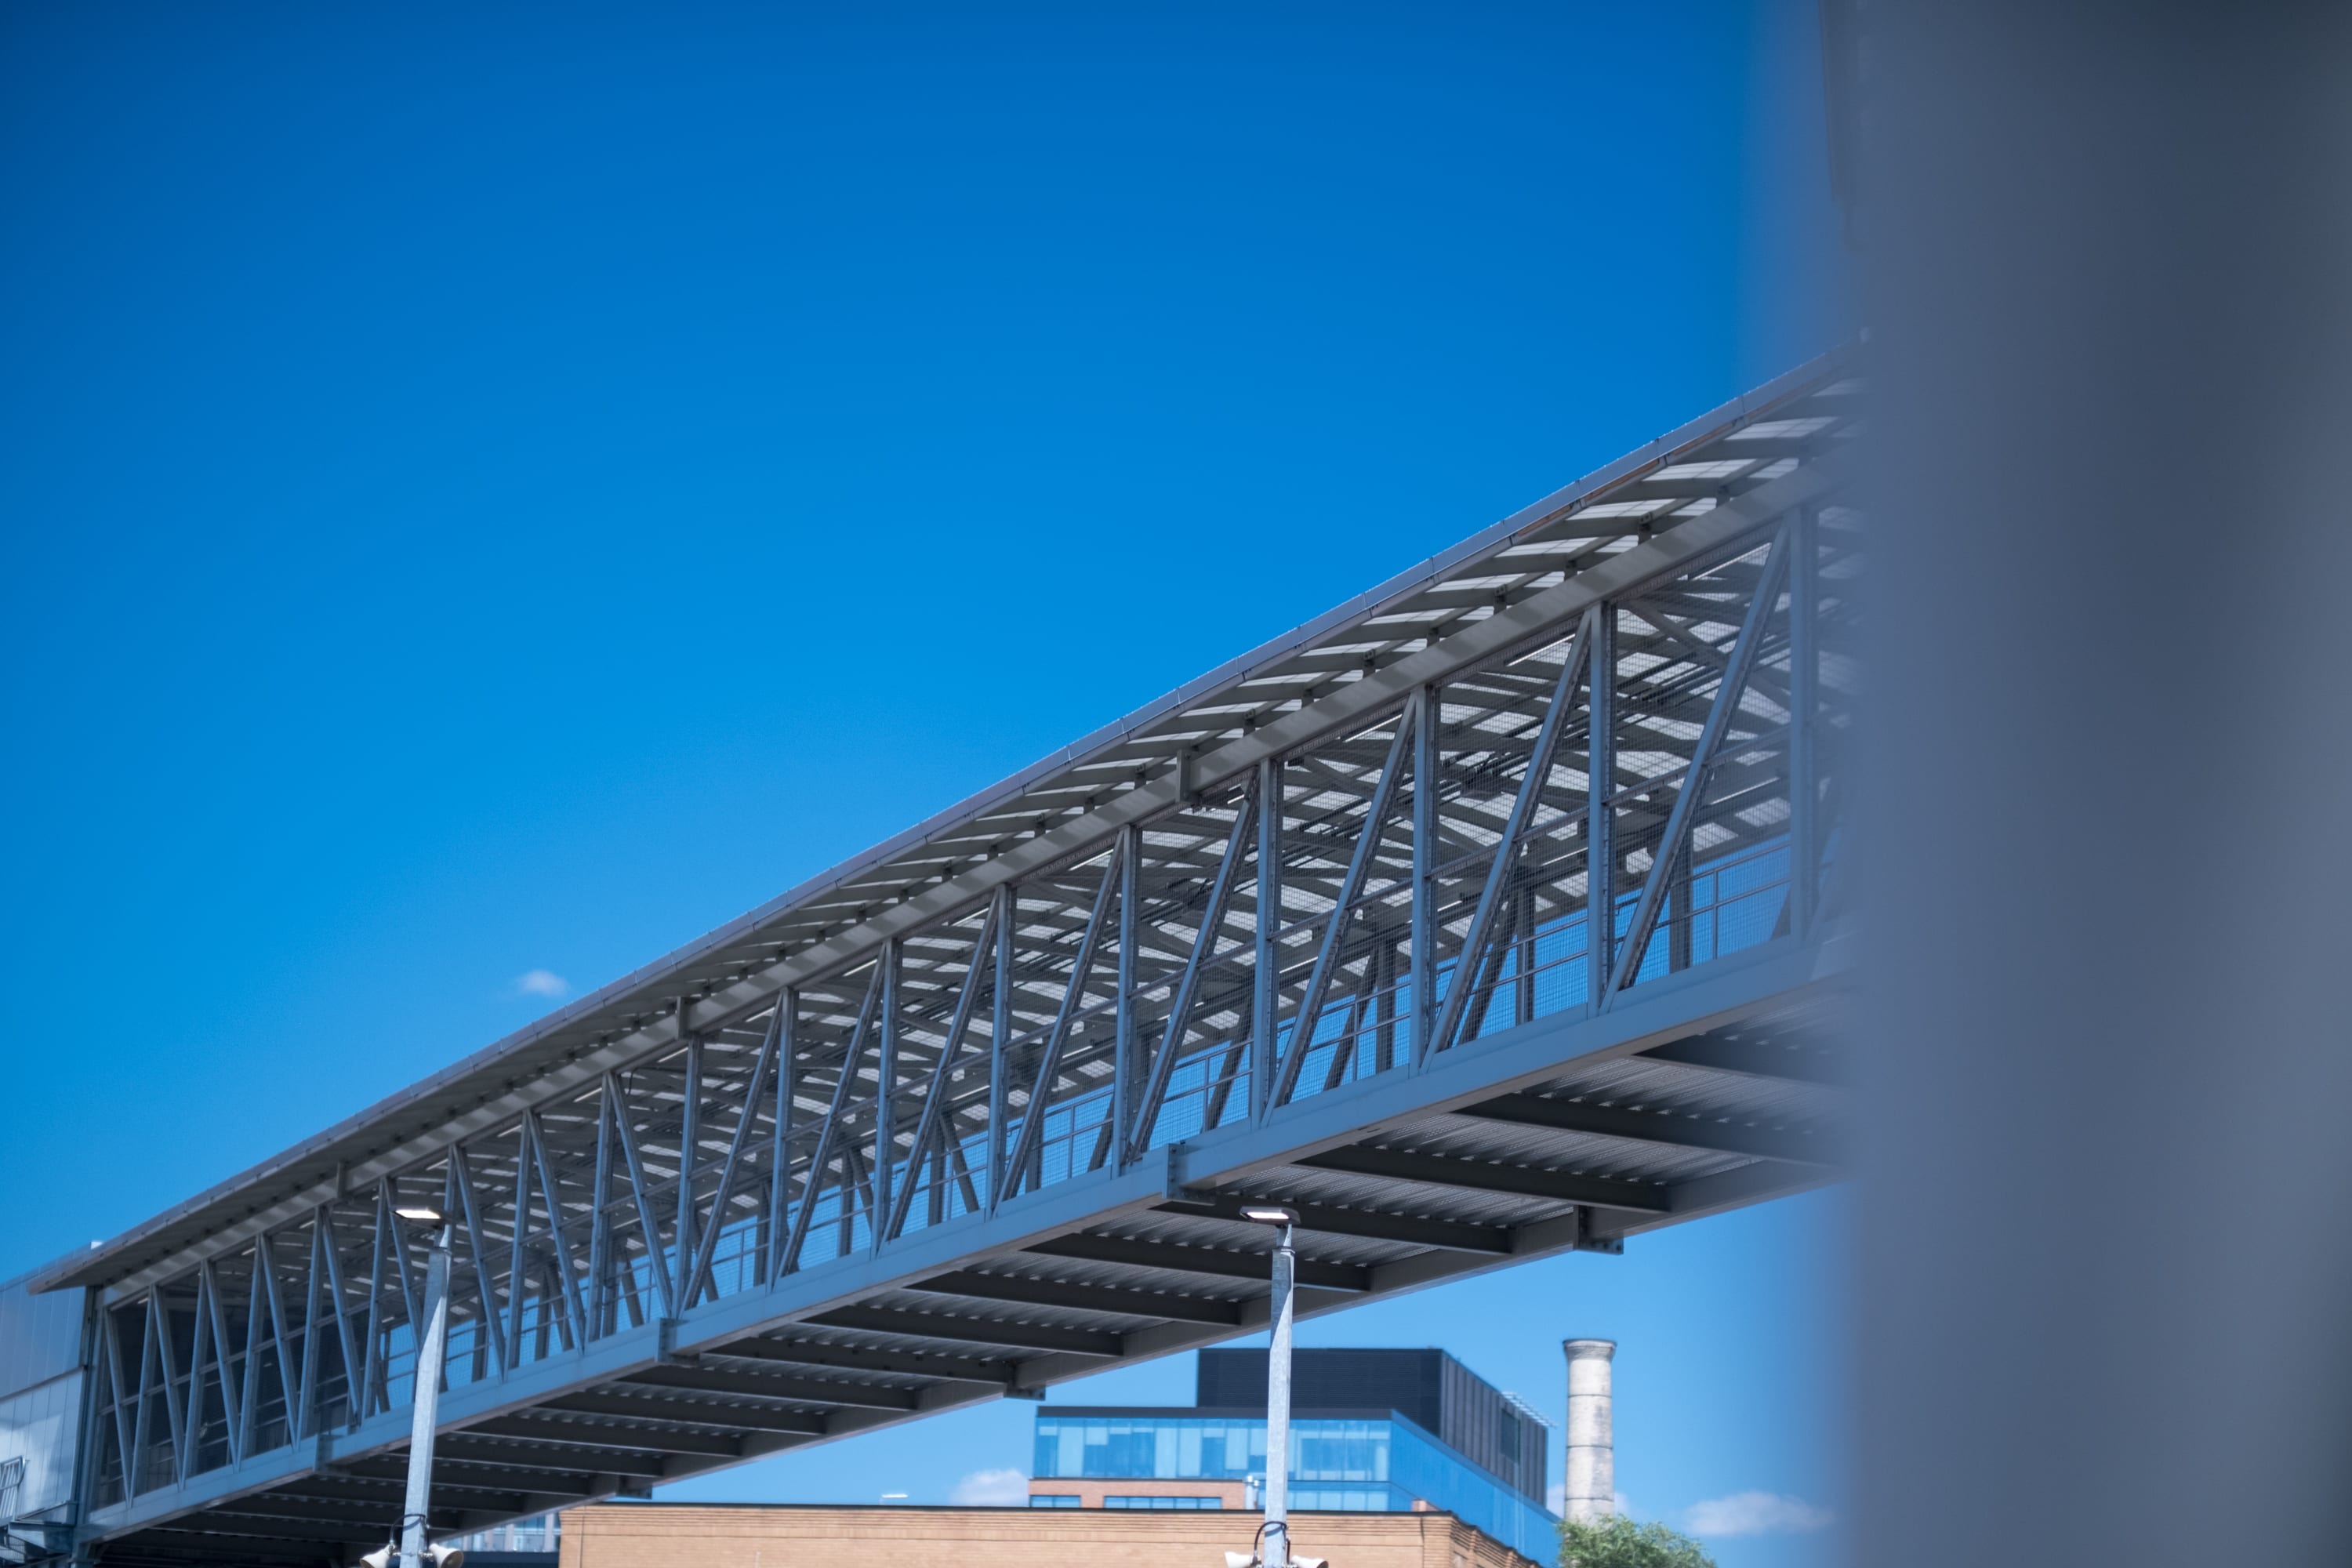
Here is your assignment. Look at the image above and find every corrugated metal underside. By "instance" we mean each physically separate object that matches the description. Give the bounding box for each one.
[107,1010,1839,1567]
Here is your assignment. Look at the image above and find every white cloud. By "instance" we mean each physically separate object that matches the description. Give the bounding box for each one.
[949,1468,1030,1507]
[1684,1492,1835,1538]
[511,969,571,1000]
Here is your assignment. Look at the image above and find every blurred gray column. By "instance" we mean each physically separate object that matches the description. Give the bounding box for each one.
[1846,7,2352,1568]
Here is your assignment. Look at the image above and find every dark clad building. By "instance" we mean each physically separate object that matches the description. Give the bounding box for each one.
[1195,1348,1548,1507]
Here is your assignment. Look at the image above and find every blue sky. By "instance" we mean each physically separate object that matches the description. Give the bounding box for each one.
[1,4,1849,1563]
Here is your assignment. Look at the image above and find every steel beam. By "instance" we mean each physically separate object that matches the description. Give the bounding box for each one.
[1127,797,1255,1160]
[1298,1145,1671,1214]
[463,1415,742,1457]
[908,1272,1243,1326]
[1427,624,1592,1058]
[1410,685,1439,1065]
[1000,837,1123,1203]
[1150,1195,1511,1256]
[1636,1033,1846,1085]
[622,1364,918,1411]
[884,909,999,1240]
[673,1027,704,1310]
[778,962,882,1275]
[1272,698,1418,1107]
[1585,601,1617,1005]
[704,1337,1009,1385]
[800,1305,1121,1359]
[1454,1093,1841,1167]
[1021,1234,1370,1293]
[1252,758,1282,1125]
[1608,527,1791,997]
[681,1018,780,1307]
[545,1392,825,1436]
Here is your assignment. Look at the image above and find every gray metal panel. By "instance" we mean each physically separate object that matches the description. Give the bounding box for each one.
[0,1369,86,1523]
[0,1273,88,1530]
[0,1274,85,1400]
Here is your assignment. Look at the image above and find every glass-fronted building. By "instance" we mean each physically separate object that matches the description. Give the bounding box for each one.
[1027,1350,1559,1566]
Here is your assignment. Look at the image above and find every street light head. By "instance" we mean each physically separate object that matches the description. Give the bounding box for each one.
[393,1206,446,1224]
[361,1544,395,1568]
[1240,1205,1299,1225]
[1225,1552,1257,1568]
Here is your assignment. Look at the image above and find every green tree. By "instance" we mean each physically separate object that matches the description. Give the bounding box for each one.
[1557,1513,1715,1568]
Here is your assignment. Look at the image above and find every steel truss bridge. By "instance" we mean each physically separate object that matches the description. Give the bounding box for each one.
[24,352,1860,1567]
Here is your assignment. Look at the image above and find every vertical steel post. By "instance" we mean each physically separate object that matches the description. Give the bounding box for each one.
[586,1099,613,1334]
[1252,757,1282,1123]
[1667,837,1693,972]
[296,1230,323,1429]
[103,1308,136,1500]
[672,1027,702,1309]
[70,1290,108,1548]
[127,1297,157,1494]
[765,989,797,1283]
[502,1134,530,1364]
[876,939,900,1247]
[1114,826,1139,1170]
[1788,504,1819,937]
[398,1226,452,1568]
[1262,1221,1296,1568]
[237,1252,263,1461]
[1585,604,1616,1007]
[987,884,1015,1211]
[1515,887,1537,1025]
[361,1196,388,1415]
[1410,688,1439,1065]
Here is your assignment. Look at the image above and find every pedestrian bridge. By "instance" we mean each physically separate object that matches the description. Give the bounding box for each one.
[6,352,1860,1567]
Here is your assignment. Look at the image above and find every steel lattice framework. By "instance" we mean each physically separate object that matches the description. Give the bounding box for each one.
[31,352,1860,1567]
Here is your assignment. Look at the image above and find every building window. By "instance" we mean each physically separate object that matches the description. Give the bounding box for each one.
[1104,1496,1224,1509]
[1029,1495,1083,1508]
[453,1512,558,1554]
[1290,1488,1399,1512]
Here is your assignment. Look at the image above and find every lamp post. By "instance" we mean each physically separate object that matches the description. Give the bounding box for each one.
[391,1206,454,1568]
[1241,1206,1300,1568]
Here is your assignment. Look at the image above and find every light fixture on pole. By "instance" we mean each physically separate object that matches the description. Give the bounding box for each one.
[361,1539,464,1568]
[368,1203,461,1568]
[1240,1205,1301,1568]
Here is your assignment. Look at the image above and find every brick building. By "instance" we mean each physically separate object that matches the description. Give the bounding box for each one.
[543,1348,1559,1568]
[555,1502,1543,1568]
